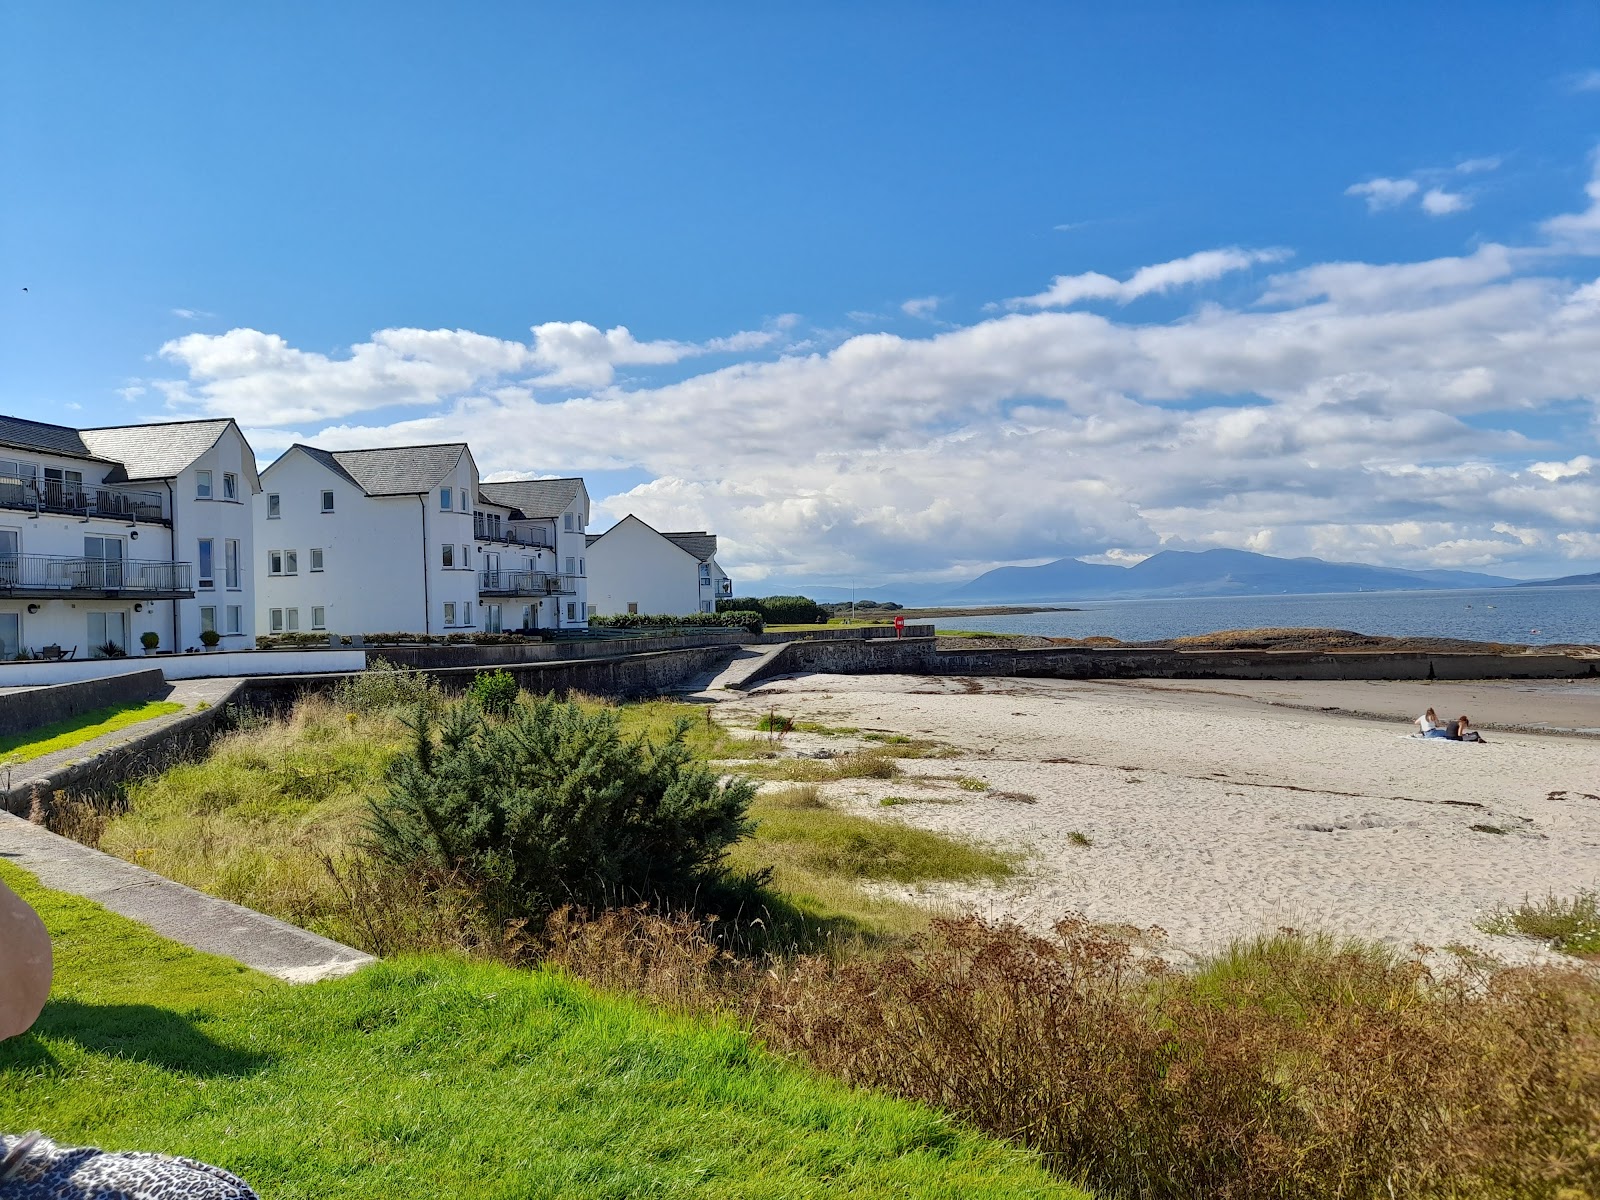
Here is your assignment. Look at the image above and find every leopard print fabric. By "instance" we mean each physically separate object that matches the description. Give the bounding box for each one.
[0,1133,258,1199]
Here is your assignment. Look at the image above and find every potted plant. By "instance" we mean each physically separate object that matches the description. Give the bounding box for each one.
[200,629,221,650]
[140,631,160,655]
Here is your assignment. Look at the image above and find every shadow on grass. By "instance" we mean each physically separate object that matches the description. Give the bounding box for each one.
[0,999,270,1078]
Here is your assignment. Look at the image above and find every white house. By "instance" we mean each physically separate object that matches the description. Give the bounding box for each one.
[584,515,732,616]
[255,442,590,637]
[0,414,260,659]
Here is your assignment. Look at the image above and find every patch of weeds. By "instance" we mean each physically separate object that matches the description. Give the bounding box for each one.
[795,721,860,736]
[1481,889,1600,956]
[863,732,912,745]
[738,750,903,784]
[956,776,990,793]
[879,795,961,808]
[992,791,1038,804]
[757,712,796,734]
[1067,831,1092,848]
[1469,823,1507,835]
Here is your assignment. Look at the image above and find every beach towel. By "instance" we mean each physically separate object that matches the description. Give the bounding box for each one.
[0,1133,258,1199]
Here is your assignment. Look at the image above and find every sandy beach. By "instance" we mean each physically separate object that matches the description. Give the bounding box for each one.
[718,672,1600,963]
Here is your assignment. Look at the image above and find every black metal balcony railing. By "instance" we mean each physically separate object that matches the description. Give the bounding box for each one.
[0,477,167,523]
[480,569,579,597]
[0,554,193,597]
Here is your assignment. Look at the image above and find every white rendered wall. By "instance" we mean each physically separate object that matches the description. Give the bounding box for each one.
[172,423,258,652]
[255,450,427,636]
[586,518,700,616]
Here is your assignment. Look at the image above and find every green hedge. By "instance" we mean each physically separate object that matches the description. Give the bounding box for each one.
[588,611,764,635]
[715,595,827,624]
[254,631,541,650]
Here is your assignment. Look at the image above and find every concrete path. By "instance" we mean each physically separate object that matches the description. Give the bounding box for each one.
[0,812,374,983]
[1,676,242,799]
[676,642,792,698]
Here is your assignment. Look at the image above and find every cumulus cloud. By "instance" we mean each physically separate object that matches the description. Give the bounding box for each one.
[1348,159,1498,218]
[143,151,1600,584]
[901,296,941,319]
[1346,177,1420,211]
[1007,247,1289,310]
[1421,188,1471,216]
[1567,69,1600,93]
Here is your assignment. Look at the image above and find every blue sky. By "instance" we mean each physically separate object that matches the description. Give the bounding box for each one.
[3,3,1599,584]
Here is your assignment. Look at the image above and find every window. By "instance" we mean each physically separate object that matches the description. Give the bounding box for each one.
[310,548,324,572]
[196,470,212,499]
[440,486,452,511]
[223,473,238,501]
[83,536,123,588]
[285,550,298,575]
[270,608,284,633]
[578,557,585,576]
[197,538,214,588]
[566,602,577,621]
[199,605,217,634]
[225,605,242,635]
[0,612,17,659]
[321,490,334,513]
[519,605,532,629]
[88,611,127,651]
[442,544,454,568]
[267,493,281,519]
[461,544,470,567]
[285,608,300,632]
[485,604,501,634]
[627,602,638,615]
[565,556,575,575]
[699,563,711,584]
[564,512,574,531]
[311,606,326,630]
[463,596,474,624]
[268,550,283,576]
[225,539,241,589]
[586,605,596,618]
[443,601,457,626]
[0,459,36,484]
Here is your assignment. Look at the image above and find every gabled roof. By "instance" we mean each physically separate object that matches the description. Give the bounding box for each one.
[80,418,240,483]
[662,532,718,562]
[479,477,584,520]
[0,414,103,462]
[281,443,468,497]
[588,515,719,562]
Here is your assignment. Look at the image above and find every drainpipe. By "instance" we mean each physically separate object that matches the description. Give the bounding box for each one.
[164,480,179,651]
[417,495,431,635]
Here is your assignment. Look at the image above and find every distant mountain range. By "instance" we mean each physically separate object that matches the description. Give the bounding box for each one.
[769,549,1599,606]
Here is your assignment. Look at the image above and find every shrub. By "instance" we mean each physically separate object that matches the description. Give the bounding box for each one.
[717,595,826,624]
[255,631,327,649]
[92,640,127,658]
[332,658,442,714]
[1482,888,1600,955]
[199,629,221,648]
[468,669,519,716]
[365,696,758,920]
[140,631,160,651]
[588,611,764,635]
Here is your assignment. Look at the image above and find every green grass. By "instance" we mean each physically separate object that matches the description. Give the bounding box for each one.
[0,700,184,764]
[1481,889,1600,956]
[0,863,1078,1199]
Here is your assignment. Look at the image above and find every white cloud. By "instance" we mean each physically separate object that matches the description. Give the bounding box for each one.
[1454,156,1503,175]
[1567,69,1600,93]
[901,296,941,319]
[156,150,1600,584]
[1541,149,1600,252]
[1346,177,1420,211]
[1421,188,1471,216]
[171,308,211,320]
[1007,247,1288,310]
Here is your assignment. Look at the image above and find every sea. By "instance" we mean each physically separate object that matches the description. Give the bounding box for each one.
[926,585,1600,646]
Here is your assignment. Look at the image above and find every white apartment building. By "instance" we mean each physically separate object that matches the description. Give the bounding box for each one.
[585,515,732,616]
[0,414,259,659]
[255,443,590,637]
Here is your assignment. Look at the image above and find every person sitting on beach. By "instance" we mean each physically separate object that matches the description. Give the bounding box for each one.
[0,877,260,1199]
[1415,707,1447,736]
[1455,715,1487,743]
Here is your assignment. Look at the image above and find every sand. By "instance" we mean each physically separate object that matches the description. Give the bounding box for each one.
[717,672,1600,963]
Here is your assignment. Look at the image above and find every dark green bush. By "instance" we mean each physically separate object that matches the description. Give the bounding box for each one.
[588,611,763,635]
[468,669,519,715]
[717,595,826,624]
[365,696,758,919]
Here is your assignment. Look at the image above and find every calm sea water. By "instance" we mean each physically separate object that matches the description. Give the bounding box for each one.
[928,585,1600,645]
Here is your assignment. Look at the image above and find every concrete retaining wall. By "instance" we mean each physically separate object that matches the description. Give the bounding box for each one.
[746,624,934,645]
[0,669,165,739]
[0,649,367,686]
[372,629,747,669]
[1,680,244,816]
[740,637,1600,688]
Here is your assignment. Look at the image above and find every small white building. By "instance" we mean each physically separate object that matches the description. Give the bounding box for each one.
[584,515,732,616]
[255,442,590,637]
[0,414,260,659]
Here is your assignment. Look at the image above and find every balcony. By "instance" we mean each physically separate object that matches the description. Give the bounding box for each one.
[475,528,553,551]
[480,569,579,597]
[0,477,167,524]
[0,554,194,599]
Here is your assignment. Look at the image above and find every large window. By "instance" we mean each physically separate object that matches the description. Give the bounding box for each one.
[196,470,212,499]
[484,604,501,634]
[0,612,18,659]
[225,539,241,589]
[87,611,127,652]
[199,605,217,634]
[83,536,123,588]
[197,538,214,589]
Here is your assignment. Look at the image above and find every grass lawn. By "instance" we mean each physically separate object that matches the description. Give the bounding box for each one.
[0,863,1082,1199]
[0,699,184,764]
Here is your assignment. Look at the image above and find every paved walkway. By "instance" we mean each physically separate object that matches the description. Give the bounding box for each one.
[1,813,374,983]
[677,642,792,699]
[1,676,243,798]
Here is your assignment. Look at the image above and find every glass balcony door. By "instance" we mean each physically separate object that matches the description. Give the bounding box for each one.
[88,610,127,653]
[82,535,125,589]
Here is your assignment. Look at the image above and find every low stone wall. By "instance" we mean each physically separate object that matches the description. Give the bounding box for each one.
[0,680,244,816]
[372,629,747,669]
[0,668,164,740]
[739,637,1600,688]
[747,624,935,645]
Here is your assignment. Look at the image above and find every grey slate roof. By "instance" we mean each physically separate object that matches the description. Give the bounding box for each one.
[585,533,602,548]
[0,415,100,461]
[290,443,468,496]
[479,477,583,520]
[80,419,236,482]
[662,532,718,562]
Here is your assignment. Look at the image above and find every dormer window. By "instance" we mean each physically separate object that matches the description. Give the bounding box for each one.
[196,470,213,499]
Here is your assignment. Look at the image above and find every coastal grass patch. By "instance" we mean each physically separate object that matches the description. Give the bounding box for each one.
[733,747,905,783]
[0,864,1078,1200]
[1482,888,1600,956]
[1067,830,1092,847]
[0,699,184,765]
